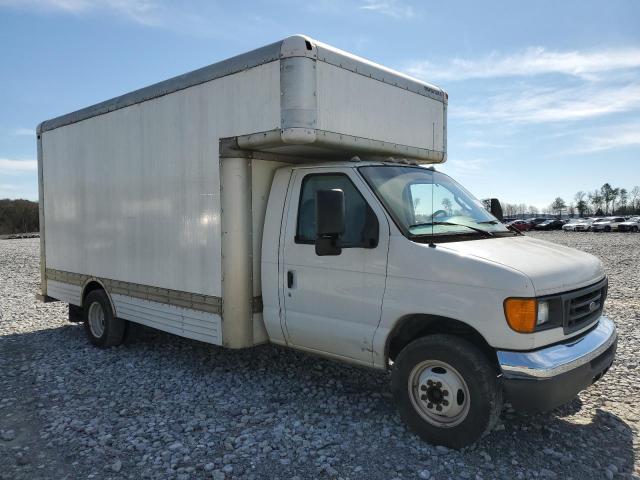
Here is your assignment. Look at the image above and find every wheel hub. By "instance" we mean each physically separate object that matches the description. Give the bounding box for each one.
[409,360,470,427]
[88,301,106,338]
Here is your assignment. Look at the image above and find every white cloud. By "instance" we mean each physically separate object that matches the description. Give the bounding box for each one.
[359,0,415,19]
[441,157,492,177]
[461,140,506,149]
[0,158,37,172]
[406,46,640,82]
[0,0,168,27]
[453,82,640,125]
[0,1,280,38]
[571,123,640,154]
[8,128,35,137]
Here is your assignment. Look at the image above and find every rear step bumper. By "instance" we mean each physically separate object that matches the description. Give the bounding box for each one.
[497,317,617,412]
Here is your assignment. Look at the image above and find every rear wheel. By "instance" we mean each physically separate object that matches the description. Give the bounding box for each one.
[83,290,125,347]
[391,335,502,449]
[604,225,611,232]
[632,226,638,232]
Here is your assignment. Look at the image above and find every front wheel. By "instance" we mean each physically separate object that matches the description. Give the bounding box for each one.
[391,335,502,449]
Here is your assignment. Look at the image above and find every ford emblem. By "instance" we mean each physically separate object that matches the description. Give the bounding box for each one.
[588,301,597,312]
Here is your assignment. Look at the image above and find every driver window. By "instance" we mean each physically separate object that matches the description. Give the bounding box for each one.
[296,173,378,248]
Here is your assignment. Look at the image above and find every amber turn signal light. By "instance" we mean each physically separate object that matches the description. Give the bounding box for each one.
[504,298,537,333]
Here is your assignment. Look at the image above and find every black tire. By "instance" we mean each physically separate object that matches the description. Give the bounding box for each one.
[604,226,611,232]
[391,334,502,449]
[632,226,638,233]
[83,290,125,347]
[68,304,83,323]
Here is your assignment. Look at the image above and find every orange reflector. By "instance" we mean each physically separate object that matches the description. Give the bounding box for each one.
[504,298,537,333]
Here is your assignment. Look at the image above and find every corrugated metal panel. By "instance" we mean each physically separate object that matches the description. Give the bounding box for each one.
[47,280,82,306]
[112,294,222,345]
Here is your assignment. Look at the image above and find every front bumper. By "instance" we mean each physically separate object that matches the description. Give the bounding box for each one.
[497,317,617,412]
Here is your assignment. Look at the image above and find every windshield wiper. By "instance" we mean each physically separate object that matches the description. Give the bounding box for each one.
[478,219,523,235]
[504,224,524,236]
[409,221,494,238]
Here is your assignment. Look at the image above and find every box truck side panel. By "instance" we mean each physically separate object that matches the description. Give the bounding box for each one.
[41,61,281,300]
[315,61,445,153]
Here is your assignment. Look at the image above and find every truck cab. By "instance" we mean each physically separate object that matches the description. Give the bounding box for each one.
[261,160,616,447]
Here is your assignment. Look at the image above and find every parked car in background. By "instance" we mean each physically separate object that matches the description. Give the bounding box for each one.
[591,217,626,232]
[562,218,593,232]
[507,219,532,231]
[534,219,564,230]
[528,217,548,227]
[618,217,640,232]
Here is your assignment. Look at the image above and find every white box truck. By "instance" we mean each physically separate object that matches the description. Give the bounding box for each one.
[36,35,616,448]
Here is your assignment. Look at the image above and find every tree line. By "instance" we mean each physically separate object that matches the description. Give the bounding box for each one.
[0,199,39,235]
[502,184,640,219]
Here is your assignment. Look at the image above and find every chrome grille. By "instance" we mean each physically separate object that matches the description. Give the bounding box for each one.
[563,279,608,333]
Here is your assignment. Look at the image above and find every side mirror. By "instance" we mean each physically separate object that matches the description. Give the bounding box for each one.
[315,189,345,256]
[489,198,503,221]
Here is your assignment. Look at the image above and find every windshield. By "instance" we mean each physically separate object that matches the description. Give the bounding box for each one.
[359,165,510,239]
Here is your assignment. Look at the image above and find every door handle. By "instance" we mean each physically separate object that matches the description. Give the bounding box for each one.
[287,270,294,289]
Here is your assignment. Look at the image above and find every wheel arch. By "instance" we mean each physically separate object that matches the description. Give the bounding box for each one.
[81,278,117,316]
[385,314,498,369]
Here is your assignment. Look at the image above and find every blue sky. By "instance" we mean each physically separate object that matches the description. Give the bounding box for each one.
[1,0,639,209]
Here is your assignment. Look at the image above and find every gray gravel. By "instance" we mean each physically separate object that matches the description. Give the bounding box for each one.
[1,232,639,479]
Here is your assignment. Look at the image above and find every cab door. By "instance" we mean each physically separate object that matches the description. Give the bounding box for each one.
[279,167,389,365]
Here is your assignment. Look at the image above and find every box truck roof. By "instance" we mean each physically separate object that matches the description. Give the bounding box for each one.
[37,35,448,164]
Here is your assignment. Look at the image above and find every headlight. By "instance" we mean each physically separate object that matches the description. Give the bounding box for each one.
[537,300,549,326]
[504,298,550,333]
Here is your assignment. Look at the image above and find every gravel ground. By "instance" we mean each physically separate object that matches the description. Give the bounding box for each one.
[0,232,638,480]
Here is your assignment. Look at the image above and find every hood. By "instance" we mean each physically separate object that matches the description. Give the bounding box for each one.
[439,236,604,296]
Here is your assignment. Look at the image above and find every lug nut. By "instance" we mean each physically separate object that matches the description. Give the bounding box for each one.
[427,403,433,409]
[443,390,448,396]
[436,382,442,387]
[421,394,427,401]
[443,400,449,406]
[427,380,433,386]
[436,405,442,411]
[420,385,427,392]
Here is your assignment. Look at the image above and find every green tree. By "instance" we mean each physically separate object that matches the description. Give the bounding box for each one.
[618,188,628,214]
[631,186,640,213]
[589,190,604,214]
[0,199,39,235]
[600,183,618,214]
[441,198,453,216]
[550,197,566,217]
